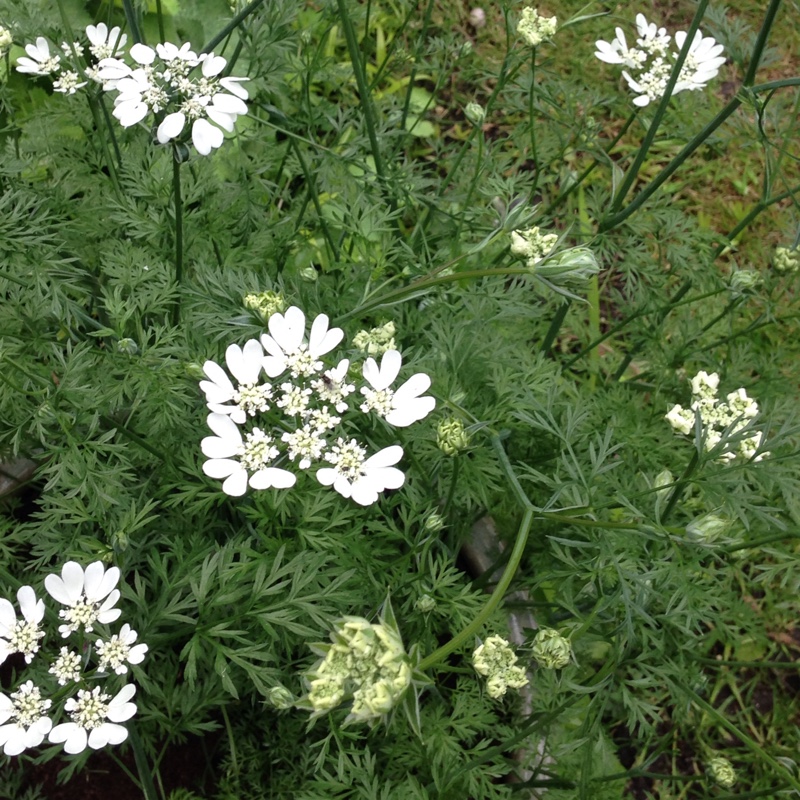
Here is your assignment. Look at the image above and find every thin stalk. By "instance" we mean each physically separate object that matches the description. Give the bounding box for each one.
[694,656,800,668]
[442,458,460,523]
[335,0,391,205]
[751,76,800,93]
[539,112,637,219]
[203,0,269,53]
[540,300,571,353]
[221,704,239,778]
[453,131,484,241]
[578,185,600,387]
[128,723,161,800]
[722,531,800,553]
[122,0,144,44]
[97,94,123,169]
[660,449,699,523]
[528,51,539,200]
[289,139,341,262]
[417,437,534,671]
[154,0,166,43]
[742,0,783,86]
[677,680,800,792]
[605,0,711,217]
[397,0,436,135]
[171,151,184,327]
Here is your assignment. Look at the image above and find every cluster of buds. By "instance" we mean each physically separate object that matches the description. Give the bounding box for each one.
[595,13,725,107]
[243,290,286,323]
[707,756,736,789]
[0,562,146,757]
[437,418,470,455]
[15,24,249,156]
[516,7,557,48]
[200,306,435,505]
[665,371,768,462]
[774,246,800,274]
[472,636,529,699]
[531,627,571,669]
[510,226,559,267]
[352,321,397,357]
[302,611,411,723]
[510,227,600,291]
[0,25,12,58]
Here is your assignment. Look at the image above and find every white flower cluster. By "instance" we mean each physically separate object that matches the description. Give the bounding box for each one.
[595,13,725,107]
[200,306,435,505]
[510,226,559,267]
[472,635,529,699]
[96,41,249,155]
[16,24,127,95]
[516,7,557,48]
[15,25,249,155]
[0,561,147,757]
[303,617,412,723]
[665,371,768,462]
[0,26,13,59]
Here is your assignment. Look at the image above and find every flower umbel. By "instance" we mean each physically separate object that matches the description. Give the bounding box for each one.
[44,561,121,637]
[472,636,529,699]
[0,681,53,756]
[516,7,557,47]
[0,586,46,665]
[531,627,571,669]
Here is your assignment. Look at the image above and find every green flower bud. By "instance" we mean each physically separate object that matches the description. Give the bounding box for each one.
[423,510,446,532]
[473,635,529,698]
[774,247,800,274]
[510,226,558,264]
[685,513,732,544]
[654,469,674,497]
[116,338,138,355]
[437,418,470,455]
[729,269,761,292]
[308,676,345,711]
[110,529,129,552]
[707,756,736,789]
[299,266,318,282]
[535,246,600,287]
[464,102,485,126]
[266,685,296,709]
[185,362,207,381]
[353,322,397,357]
[243,290,285,322]
[415,593,437,613]
[531,627,571,669]
[517,7,557,47]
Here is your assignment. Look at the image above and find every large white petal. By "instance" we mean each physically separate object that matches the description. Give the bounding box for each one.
[269,307,305,353]
[203,458,241,479]
[219,76,250,100]
[249,468,297,490]
[17,586,44,624]
[393,373,432,403]
[309,314,344,357]
[222,468,249,496]
[50,723,88,754]
[385,397,436,427]
[0,599,16,635]
[88,563,120,602]
[86,23,107,46]
[363,445,403,469]
[90,722,129,748]
[2,725,29,756]
[350,480,379,506]
[107,685,137,721]
[113,99,150,127]
[129,43,156,65]
[211,93,248,116]
[191,118,224,156]
[201,435,240,459]
[206,412,241,443]
[316,468,338,487]
[157,112,186,144]
[201,53,227,77]
[206,107,237,132]
[50,562,85,605]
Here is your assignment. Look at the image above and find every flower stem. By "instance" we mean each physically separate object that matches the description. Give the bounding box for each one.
[540,299,571,353]
[417,437,533,672]
[660,448,700,523]
[203,0,269,52]
[122,0,144,44]
[528,50,539,201]
[743,0,783,86]
[128,723,161,800]
[171,149,184,327]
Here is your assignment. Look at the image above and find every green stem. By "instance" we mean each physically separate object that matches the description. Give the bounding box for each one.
[396,0,436,135]
[742,0,783,86]
[221,704,239,778]
[122,0,144,44]
[578,185,600,386]
[203,0,269,52]
[676,680,800,792]
[528,50,538,200]
[128,723,160,800]
[605,0,711,217]
[442,458,460,522]
[661,449,700,523]
[540,300,571,353]
[171,150,184,327]
[453,131,484,242]
[695,656,800,668]
[417,437,533,671]
[721,531,800,553]
[335,0,391,206]
[751,76,800,93]
[154,0,166,42]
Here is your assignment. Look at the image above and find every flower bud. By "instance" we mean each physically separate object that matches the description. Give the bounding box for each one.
[464,102,485,126]
[729,269,760,292]
[0,27,13,58]
[116,338,139,355]
[353,322,396,356]
[266,684,296,710]
[531,627,571,669]
[510,226,558,264]
[299,266,318,282]
[423,510,446,532]
[654,469,673,495]
[535,246,599,286]
[516,7,557,47]
[686,513,732,543]
[243,290,285,322]
[437,418,470,455]
[184,362,207,381]
[415,593,437,613]
[707,756,736,789]
[774,246,800,274]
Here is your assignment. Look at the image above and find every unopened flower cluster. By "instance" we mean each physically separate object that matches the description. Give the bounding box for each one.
[774,246,800,274]
[472,636,529,699]
[200,305,435,505]
[16,24,249,155]
[303,617,411,723]
[510,228,600,290]
[531,627,572,669]
[516,7,557,48]
[352,321,396,357]
[0,562,147,757]
[665,371,768,462]
[0,25,12,58]
[707,756,737,789]
[595,13,725,107]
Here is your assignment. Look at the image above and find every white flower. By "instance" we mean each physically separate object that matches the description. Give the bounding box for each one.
[317,439,405,505]
[49,685,136,754]
[53,70,88,95]
[261,306,344,379]
[16,37,61,75]
[622,58,672,107]
[49,647,82,685]
[0,681,53,756]
[201,413,296,496]
[110,69,156,126]
[360,350,435,427]
[277,382,313,416]
[96,623,148,674]
[594,27,647,69]
[634,13,671,56]
[281,424,327,469]
[44,561,121,637]
[690,370,720,398]
[0,586,45,665]
[310,359,355,412]
[673,30,726,94]
[86,23,127,60]
[665,404,694,436]
[200,339,272,423]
